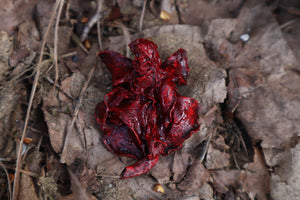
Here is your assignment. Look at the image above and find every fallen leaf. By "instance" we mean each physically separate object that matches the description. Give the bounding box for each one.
[205,144,230,169]
[176,0,242,25]
[177,159,212,193]
[171,150,190,183]
[18,174,39,200]
[270,144,300,200]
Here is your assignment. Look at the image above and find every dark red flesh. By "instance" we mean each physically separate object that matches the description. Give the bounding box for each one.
[95,39,200,179]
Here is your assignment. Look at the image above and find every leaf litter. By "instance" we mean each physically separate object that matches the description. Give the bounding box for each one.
[0,0,299,199]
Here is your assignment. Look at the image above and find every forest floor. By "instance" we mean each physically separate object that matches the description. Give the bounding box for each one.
[0,0,299,199]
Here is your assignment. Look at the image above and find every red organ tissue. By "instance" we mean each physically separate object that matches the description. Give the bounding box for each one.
[95,39,200,179]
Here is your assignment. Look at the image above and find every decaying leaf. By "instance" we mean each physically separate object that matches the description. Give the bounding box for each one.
[19,174,39,200]
[177,159,212,193]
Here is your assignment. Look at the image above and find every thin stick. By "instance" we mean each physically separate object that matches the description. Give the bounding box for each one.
[44,51,77,75]
[97,0,103,50]
[115,21,131,57]
[232,150,240,169]
[27,126,48,136]
[71,33,89,54]
[199,129,214,162]
[139,0,147,33]
[59,51,77,59]
[97,174,120,179]
[61,65,96,163]
[0,157,15,162]
[81,13,97,41]
[279,19,297,29]
[107,22,136,32]
[19,169,40,178]
[12,1,60,200]
[66,0,71,21]
[53,0,65,95]
[0,161,12,200]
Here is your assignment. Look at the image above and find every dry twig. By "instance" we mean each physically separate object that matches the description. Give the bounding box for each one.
[18,169,40,178]
[66,0,71,20]
[71,33,89,54]
[107,22,135,32]
[97,0,103,50]
[53,0,65,95]
[12,1,60,199]
[139,0,147,33]
[279,19,298,29]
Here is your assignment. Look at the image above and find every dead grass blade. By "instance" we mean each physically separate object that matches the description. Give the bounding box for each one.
[199,129,214,162]
[52,0,65,96]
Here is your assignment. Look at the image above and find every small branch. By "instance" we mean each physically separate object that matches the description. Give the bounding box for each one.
[139,0,147,33]
[97,0,103,50]
[71,33,89,54]
[53,0,65,95]
[232,150,240,169]
[81,12,98,41]
[59,51,77,59]
[199,129,214,162]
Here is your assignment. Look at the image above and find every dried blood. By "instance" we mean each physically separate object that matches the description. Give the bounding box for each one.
[95,38,200,179]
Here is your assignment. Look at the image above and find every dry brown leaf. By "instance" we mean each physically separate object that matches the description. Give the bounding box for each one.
[18,174,39,200]
[212,170,247,194]
[171,151,190,183]
[77,166,99,194]
[177,159,212,193]
[0,0,39,35]
[270,144,300,200]
[59,73,86,100]
[212,147,270,199]
[44,111,71,154]
[149,156,172,184]
[205,2,299,158]
[245,147,270,200]
[205,144,230,170]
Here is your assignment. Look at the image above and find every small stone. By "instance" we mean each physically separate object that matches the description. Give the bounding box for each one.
[240,34,250,42]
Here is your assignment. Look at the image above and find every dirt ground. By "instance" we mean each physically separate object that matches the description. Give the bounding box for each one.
[0,0,299,199]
